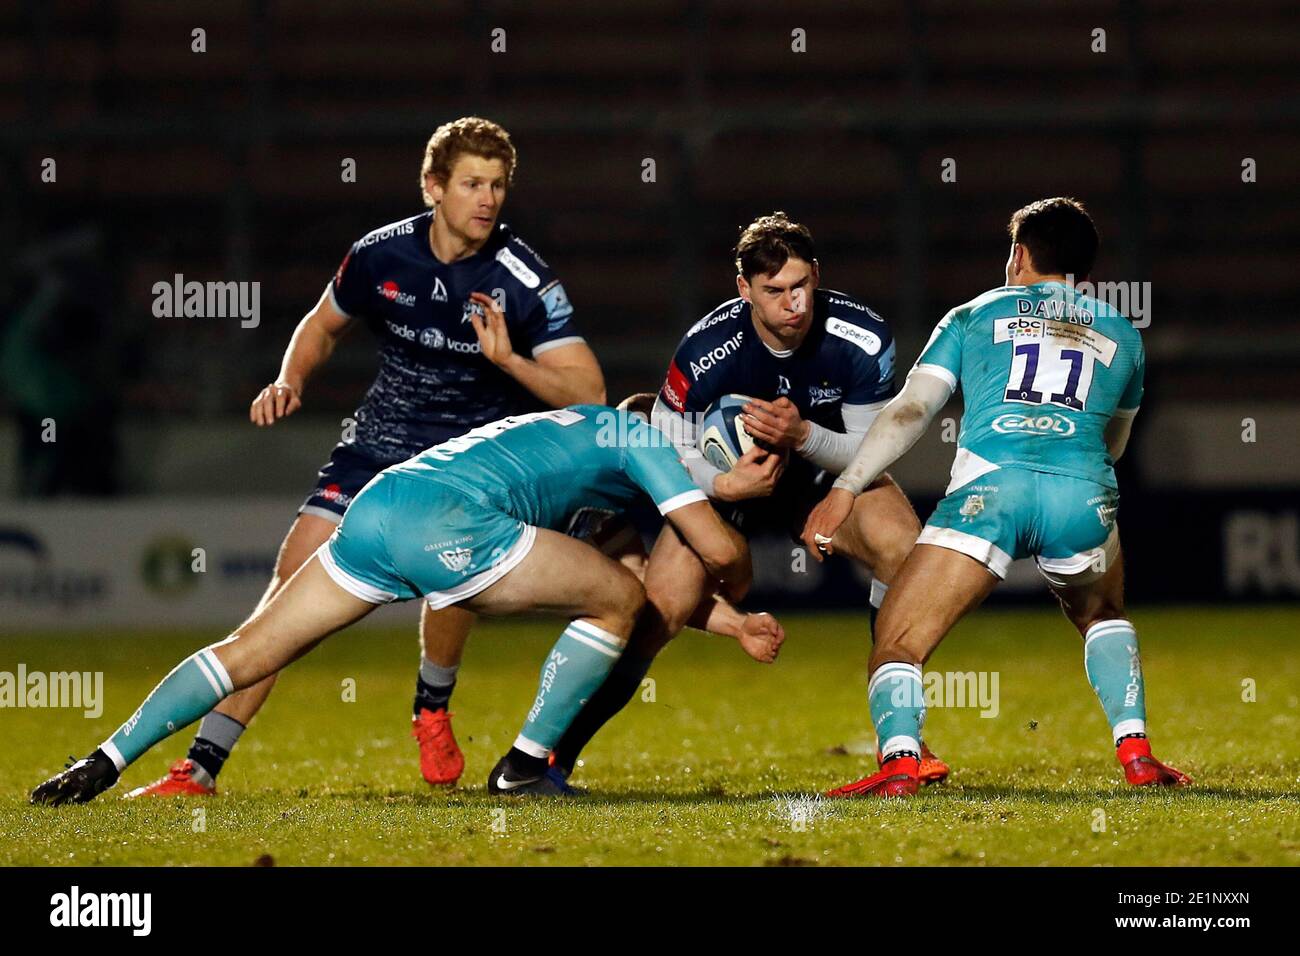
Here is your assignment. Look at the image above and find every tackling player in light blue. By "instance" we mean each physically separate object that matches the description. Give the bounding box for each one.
[803,197,1189,797]
[31,407,752,804]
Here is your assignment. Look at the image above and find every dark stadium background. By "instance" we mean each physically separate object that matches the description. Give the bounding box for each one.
[2,0,1298,621]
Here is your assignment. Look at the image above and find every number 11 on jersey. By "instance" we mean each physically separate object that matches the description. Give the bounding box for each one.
[997,318,1118,413]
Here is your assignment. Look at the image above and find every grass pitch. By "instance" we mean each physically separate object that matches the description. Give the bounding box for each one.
[2,606,1298,866]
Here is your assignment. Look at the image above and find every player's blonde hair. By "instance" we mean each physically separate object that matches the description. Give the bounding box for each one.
[420,117,517,206]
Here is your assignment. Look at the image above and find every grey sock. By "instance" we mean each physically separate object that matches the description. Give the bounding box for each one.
[195,711,246,753]
[419,659,459,688]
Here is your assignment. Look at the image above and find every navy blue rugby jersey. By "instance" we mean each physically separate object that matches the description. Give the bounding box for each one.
[328,212,584,462]
[658,288,896,430]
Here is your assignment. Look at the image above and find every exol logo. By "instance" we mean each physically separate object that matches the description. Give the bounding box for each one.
[688,329,744,379]
[992,412,1077,436]
[378,280,417,307]
[436,548,474,573]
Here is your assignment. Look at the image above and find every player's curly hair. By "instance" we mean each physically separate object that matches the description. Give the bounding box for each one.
[734,211,817,280]
[1008,197,1099,279]
[420,116,517,206]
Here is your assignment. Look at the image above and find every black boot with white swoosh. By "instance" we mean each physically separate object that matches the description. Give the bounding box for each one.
[487,752,569,796]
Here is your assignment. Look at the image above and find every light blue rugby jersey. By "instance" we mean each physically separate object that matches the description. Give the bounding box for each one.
[385,406,707,528]
[915,281,1145,490]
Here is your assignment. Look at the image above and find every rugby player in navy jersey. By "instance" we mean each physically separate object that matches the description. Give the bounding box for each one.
[128,117,610,797]
[550,213,951,784]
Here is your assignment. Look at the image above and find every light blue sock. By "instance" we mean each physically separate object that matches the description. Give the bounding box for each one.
[513,621,627,757]
[100,647,234,771]
[1084,619,1146,745]
[869,661,925,760]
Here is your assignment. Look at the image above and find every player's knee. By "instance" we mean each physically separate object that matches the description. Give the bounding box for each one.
[596,565,646,635]
[1073,607,1127,638]
[643,578,693,638]
[877,527,918,580]
[853,507,920,581]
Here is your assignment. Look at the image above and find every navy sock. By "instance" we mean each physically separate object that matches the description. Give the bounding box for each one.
[414,659,459,715]
[506,746,549,778]
[186,711,246,781]
[187,738,231,780]
[414,676,455,716]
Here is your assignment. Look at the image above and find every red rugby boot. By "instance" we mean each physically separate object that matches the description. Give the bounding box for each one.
[875,741,950,785]
[124,759,216,798]
[1118,737,1191,787]
[826,754,921,799]
[412,708,465,786]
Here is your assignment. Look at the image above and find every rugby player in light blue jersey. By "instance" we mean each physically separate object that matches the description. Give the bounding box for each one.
[31,407,753,804]
[803,198,1190,797]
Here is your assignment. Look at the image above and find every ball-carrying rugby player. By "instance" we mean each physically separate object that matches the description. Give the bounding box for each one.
[548,213,949,785]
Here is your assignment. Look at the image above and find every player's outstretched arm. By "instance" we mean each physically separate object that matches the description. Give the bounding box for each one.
[686,597,786,663]
[801,369,952,558]
[251,284,354,426]
[664,499,752,603]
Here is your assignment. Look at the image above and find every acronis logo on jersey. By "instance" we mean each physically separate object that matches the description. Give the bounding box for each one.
[357,219,416,248]
[688,328,744,379]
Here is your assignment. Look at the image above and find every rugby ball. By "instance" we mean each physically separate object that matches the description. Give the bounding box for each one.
[697,394,757,472]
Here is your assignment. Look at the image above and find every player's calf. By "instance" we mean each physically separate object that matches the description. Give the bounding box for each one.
[1053,555,1190,787]
[1082,617,1192,787]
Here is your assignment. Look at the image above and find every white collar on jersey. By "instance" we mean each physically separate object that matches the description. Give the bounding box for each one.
[761,340,794,358]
